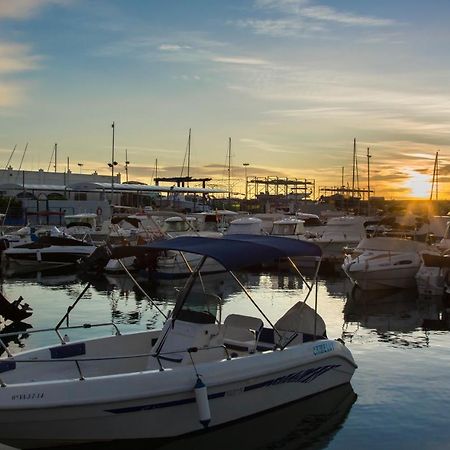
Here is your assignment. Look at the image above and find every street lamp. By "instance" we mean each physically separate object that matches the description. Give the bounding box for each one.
[109,121,117,204]
[243,163,250,199]
[77,163,83,174]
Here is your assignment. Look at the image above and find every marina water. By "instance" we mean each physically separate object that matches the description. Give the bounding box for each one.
[0,268,449,450]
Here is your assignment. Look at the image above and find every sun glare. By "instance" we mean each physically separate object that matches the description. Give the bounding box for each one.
[403,170,431,199]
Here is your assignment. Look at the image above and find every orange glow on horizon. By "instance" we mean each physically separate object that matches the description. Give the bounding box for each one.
[402,169,432,199]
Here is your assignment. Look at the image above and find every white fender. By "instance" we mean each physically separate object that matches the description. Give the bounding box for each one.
[194,376,211,428]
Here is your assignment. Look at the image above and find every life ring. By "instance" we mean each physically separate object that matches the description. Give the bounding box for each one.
[96,207,102,216]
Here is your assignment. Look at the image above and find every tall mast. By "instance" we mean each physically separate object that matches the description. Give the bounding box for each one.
[5,144,17,169]
[367,147,371,215]
[125,148,129,183]
[430,150,439,201]
[54,143,57,173]
[228,137,231,201]
[352,138,356,197]
[110,122,116,204]
[187,128,191,182]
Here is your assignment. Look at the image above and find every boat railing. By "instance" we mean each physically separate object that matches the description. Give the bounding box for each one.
[0,322,122,358]
[0,344,231,386]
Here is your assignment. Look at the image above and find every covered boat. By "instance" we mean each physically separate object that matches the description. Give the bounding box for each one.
[342,236,428,290]
[0,235,356,449]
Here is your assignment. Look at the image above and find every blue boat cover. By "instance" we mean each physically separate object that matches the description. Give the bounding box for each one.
[114,234,321,270]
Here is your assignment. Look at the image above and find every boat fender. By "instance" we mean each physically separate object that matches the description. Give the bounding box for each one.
[194,376,211,428]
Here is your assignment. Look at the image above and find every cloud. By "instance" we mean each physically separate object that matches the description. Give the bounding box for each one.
[0,42,41,73]
[211,56,268,65]
[232,0,396,38]
[159,44,192,52]
[232,19,311,37]
[240,138,296,154]
[0,0,72,20]
[255,0,395,26]
[0,82,25,107]
[0,42,40,109]
[299,5,395,27]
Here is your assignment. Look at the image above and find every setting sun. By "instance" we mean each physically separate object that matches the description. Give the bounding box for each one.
[403,169,432,199]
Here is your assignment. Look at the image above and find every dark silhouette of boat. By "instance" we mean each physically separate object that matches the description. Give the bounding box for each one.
[0,292,32,322]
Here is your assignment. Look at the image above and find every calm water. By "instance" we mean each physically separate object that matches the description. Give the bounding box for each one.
[0,267,449,450]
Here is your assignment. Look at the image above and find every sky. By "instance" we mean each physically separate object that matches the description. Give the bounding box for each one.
[1,0,450,200]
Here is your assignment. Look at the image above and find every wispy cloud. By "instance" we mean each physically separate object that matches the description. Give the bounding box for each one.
[232,19,312,37]
[240,138,296,154]
[0,82,24,107]
[159,44,192,52]
[233,0,396,38]
[255,0,395,26]
[211,56,268,65]
[299,5,395,26]
[0,42,41,109]
[0,0,73,20]
[0,42,41,73]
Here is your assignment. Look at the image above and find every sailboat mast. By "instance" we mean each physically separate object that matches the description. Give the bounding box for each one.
[125,149,129,183]
[54,143,57,173]
[187,128,191,181]
[111,121,115,204]
[430,150,439,201]
[228,137,231,201]
[367,147,371,215]
[352,138,356,197]
[5,144,17,169]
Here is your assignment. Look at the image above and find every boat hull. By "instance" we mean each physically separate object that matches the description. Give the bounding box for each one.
[344,264,419,290]
[3,246,96,272]
[0,340,355,448]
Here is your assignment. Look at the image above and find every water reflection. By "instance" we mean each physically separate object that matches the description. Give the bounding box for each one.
[343,286,448,347]
[3,267,78,288]
[62,383,356,450]
[0,321,32,356]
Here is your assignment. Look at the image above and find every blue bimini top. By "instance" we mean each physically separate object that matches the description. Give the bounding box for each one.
[112,234,321,271]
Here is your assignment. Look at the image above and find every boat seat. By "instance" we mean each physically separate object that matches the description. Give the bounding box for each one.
[223,314,263,354]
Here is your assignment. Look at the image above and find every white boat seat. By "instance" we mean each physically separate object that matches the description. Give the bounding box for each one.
[223,314,263,354]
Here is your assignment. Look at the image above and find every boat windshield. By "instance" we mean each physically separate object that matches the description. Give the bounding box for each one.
[177,290,221,324]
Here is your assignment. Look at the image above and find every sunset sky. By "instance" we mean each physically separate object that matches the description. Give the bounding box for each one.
[1,0,450,199]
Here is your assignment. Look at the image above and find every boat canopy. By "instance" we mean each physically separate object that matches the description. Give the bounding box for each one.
[111,234,321,270]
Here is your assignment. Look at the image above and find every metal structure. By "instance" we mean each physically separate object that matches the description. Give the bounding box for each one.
[247,176,315,200]
[318,186,373,199]
[154,176,212,188]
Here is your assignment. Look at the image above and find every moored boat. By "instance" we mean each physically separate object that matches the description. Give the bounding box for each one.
[0,235,356,448]
[342,236,428,290]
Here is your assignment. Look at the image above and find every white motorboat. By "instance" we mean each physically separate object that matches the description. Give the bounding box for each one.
[415,250,450,296]
[225,217,264,235]
[0,235,356,449]
[63,213,110,244]
[270,217,306,237]
[2,228,97,272]
[307,216,367,262]
[342,236,428,290]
